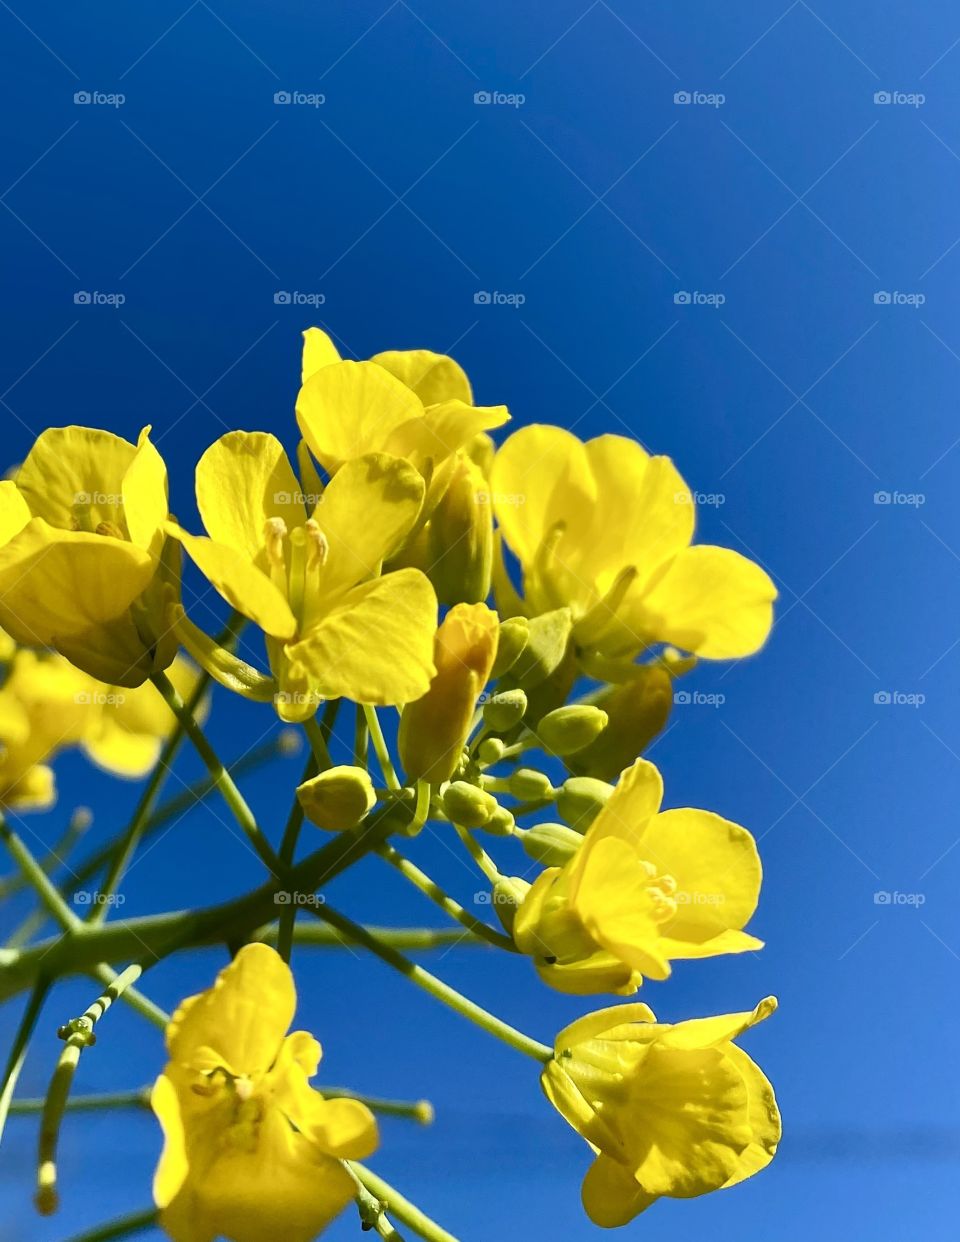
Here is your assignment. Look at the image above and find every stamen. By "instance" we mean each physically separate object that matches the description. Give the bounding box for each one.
[95,521,125,540]
[263,517,288,566]
[304,518,329,570]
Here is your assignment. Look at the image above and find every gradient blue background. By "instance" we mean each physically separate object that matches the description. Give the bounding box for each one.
[2,2,959,1239]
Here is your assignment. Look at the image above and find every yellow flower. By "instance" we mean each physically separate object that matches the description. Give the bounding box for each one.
[490,427,776,663]
[152,943,378,1242]
[296,329,509,514]
[398,602,499,783]
[513,758,762,994]
[0,425,177,687]
[168,432,438,720]
[543,996,780,1226]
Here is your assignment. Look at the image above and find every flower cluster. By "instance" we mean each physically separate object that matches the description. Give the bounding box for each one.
[0,328,779,1241]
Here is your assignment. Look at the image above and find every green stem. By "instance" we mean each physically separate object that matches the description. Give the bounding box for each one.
[354,702,369,767]
[62,1207,159,1242]
[452,823,501,884]
[8,1087,151,1115]
[311,903,551,1062]
[92,664,211,923]
[377,844,515,951]
[90,964,169,1029]
[352,1162,459,1242]
[0,808,91,901]
[364,705,401,790]
[0,979,50,1148]
[320,1087,433,1124]
[36,966,143,1215]
[0,813,82,932]
[151,672,282,875]
[349,1165,407,1240]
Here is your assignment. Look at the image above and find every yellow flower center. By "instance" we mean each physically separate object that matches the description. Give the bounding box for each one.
[638,859,679,923]
[262,516,329,627]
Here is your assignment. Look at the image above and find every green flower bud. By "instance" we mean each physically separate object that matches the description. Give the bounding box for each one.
[477,736,505,765]
[482,688,528,732]
[490,616,529,678]
[490,874,530,935]
[508,767,555,802]
[485,805,516,837]
[556,776,614,832]
[536,705,608,757]
[426,456,493,605]
[297,766,376,831]
[569,665,673,780]
[509,608,573,689]
[441,780,498,828]
[519,822,584,866]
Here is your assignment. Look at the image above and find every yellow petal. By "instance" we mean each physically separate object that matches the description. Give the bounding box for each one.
[385,400,510,477]
[721,1044,781,1187]
[552,1002,658,1053]
[299,1096,379,1160]
[489,425,596,568]
[0,521,155,645]
[196,432,306,562]
[658,929,764,961]
[569,757,663,887]
[166,943,296,1076]
[151,1073,189,1211]
[83,714,162,777]
[288,569,437,705]
[15,426,137,532]
[583,438,694,591]
[301,326,343,381]
[296,360,423,472]
[582,1155,657,1227]
[0,480,31,543]
[122,427,169,554]
[371,348,473,405]
[635,544,777,659]
[168,523,297,641]
[660,996,777,1051]
[637,808,761,942]
[308,453,424,604]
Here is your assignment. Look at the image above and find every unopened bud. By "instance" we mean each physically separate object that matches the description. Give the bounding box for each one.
[297,766,376,831]
[490,616,529,678]
[508,768,555,802]
[519,822,584,866]
[485,805,516,837]
[509,608,572,689]
[441,780,498,828]
[477,736,505,765]
[536,706,608,756]
[569,665,673,780]
[427,456,493,605]
[483,688,527,732]
[491,874,531,935]
[556,776,614,832]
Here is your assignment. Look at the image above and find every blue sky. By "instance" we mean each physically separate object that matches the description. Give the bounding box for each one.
[2,2,959,1239]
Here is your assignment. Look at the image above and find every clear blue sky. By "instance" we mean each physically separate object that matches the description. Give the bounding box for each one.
[2,2,959,1239]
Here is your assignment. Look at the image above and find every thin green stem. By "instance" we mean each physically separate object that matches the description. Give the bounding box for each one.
[0,979,50,1148]
[0,813,82,932]
[452,823,501,884]
[352,1162,459,1242]
[354,702,369,767]
[348,1164,407,1240]
[320,1087,433,1124]
[62,1207,159,1242]
[0,808,91,901]
[377,844,515,951]
[8,1087,151,1115]
[91,964,169,1029]
[364,705,401,790]
[310,903,551,1062]
[36,966,144,1215]
[151,672,283,875]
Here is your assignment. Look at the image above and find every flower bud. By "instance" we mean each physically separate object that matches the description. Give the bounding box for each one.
[509,608,572,689]
[491,874,530,935]
[490,616,529,678]
[477,736,505,765]
[297,765,376,831]
[485,805,516,837]
[441,780,498,828]
[508,767,555,802]
[537,705,608,756]
[399,604,499,784]
[568,665,672,780]
[519,822,583,866]
[426,456,493,605]
[482,688,527,732]
[556,777,614,832]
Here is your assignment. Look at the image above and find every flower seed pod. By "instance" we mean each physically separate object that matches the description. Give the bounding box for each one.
[536,706,608,757]
[297,765,376,831]
[519,822,584,866]
[482,688,527,732]
[441,780,498,828]
[556,776,614,832]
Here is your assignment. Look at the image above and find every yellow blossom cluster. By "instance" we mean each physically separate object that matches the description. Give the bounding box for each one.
[0,328,780,1241]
